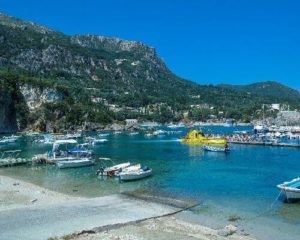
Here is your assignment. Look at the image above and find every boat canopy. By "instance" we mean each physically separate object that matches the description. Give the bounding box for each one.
[53,139,78,151]
[54,139,77,144]
[67,148,89,153]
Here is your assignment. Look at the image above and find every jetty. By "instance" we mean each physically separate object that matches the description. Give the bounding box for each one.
[229,141,300,148]
[0,150,31,167]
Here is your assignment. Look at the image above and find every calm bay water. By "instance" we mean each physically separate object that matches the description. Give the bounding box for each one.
[1,126,300,239]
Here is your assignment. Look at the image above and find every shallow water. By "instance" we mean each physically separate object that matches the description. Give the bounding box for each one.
[1,126,300,239]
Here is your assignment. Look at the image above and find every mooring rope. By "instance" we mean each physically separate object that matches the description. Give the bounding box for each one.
[242,190,283,223]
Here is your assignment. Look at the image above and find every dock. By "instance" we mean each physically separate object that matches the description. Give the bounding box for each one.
[0,150,32,167]
[229,141,300,148]
[0,158,31,167]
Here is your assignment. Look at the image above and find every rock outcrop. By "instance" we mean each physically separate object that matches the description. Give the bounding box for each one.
[0,90,17,133]
[19,84,63,111]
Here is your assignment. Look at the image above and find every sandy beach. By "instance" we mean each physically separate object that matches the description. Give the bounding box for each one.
[0,175,255,240]
[0,175,83,211]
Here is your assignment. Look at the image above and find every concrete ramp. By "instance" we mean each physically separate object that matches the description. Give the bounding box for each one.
[0,194,183,240]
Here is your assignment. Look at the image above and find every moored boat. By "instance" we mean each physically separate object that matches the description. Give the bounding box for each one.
[203,145,230,153]
[0,135,20,144]
[119,165,152,181]
[56,158,95,169]
[167,123,185,129]
[277,177,300,202]
[92,138,108,146]
[97,162,131,176]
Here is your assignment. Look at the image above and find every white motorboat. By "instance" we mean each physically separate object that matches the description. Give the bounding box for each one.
[56,158,95,169]
[92,139,108,145]
[167,123,185,129]
[0,135,19,144]
[128,132,139,136]
[113,131,122,135]
[97,162,131,176]
[98,133,110,137]
[203,145,230,153]
[277,177,300,202]
[153,130,166,136]
[145,133,154,138]
[65,133,82,139]
[119,166,152,181]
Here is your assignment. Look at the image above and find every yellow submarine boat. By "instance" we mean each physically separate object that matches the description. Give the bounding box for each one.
[181,130,227,145]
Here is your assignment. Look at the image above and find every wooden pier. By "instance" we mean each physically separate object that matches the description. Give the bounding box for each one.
[0,158,31,167]
[0,150,32,167]
[229,141,300,148]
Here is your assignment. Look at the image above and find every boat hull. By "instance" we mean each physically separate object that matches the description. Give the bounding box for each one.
[119,169,152,181]
[282,190,300,201]
[203,145,229,152]
[56,159,95,169]
[277,177,300,202]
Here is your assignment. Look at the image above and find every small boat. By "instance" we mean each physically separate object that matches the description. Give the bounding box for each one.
[145,133,154,138]
[128,132,139,136]
[113,131,122,135]
[34,139,93,164]
[277,177,300,202]
[56,158,95,169]
[92,139,108,146]
[0,135,19,144]
[119,166,152,181]
[98,133,110,137]
[203,145,230,153]
[97,162,131,176]
[65,133,82,139]
[152,130,166,136]
[167,123,185,129]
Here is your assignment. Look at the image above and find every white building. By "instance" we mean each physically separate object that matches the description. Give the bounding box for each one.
[125,119,138,125]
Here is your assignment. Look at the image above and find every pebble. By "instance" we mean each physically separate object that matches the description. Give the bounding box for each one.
[217,224,237,237]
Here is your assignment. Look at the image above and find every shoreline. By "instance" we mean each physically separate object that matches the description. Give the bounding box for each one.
[1,122,253,135]
[0,174,255,240]
[0,174,83,211]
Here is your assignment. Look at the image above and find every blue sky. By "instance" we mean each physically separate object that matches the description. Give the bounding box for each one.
[1,0,300,90]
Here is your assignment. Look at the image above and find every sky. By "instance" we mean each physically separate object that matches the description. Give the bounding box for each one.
[1,0,300,90]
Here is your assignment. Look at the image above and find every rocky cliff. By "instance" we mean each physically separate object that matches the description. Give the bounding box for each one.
[19,84,63,111]
[0,90,17,133]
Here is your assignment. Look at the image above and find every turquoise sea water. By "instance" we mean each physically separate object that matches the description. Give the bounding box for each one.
[1,126,300,239]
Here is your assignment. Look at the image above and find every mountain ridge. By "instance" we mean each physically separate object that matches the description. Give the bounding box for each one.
[219,81,300,103]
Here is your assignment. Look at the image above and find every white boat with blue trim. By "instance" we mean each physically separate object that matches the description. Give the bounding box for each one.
[277,177,300,202]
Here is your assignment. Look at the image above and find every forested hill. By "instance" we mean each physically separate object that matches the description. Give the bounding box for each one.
[0,13,299,132]
[219,82,300,104]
